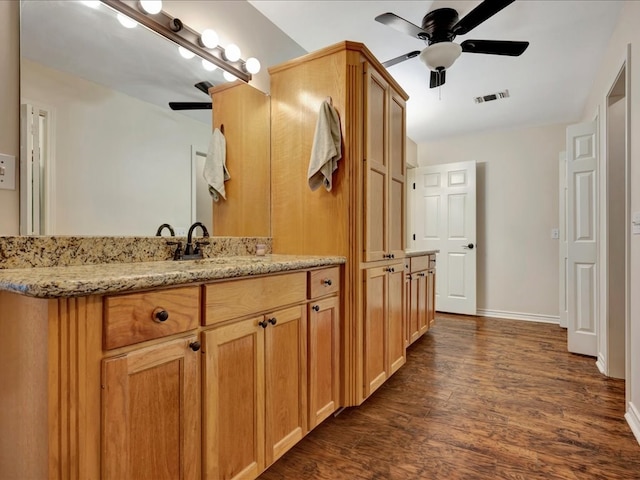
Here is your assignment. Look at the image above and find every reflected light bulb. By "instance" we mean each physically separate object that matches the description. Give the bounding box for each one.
[139,0,162,14]
[200,29,219,49]
[202,59,217,72]
[245,57,261,74]
[224,43,241,62]
[178,46,195,59]
[117,13,138,28]
[81,1,101,9]
[223,71,237,82]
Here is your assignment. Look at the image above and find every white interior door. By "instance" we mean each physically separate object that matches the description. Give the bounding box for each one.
[412,160,477,315]
[566,120,598,356]
[191,146,212,234]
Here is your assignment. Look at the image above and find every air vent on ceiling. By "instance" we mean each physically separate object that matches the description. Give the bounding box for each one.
[474,89,510,104]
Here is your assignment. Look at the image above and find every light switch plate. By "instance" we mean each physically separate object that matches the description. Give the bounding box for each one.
[633,212,640,235]
[0,153,16,190]
[551,228,559,239]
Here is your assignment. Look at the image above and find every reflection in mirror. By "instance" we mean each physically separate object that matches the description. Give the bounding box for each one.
[19,0,236,236]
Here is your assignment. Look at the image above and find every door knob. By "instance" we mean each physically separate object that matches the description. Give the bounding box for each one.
[462,243,475,250]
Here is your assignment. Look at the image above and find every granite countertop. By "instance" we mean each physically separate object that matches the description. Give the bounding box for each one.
[404,250,439,257]
[0,254,346,299]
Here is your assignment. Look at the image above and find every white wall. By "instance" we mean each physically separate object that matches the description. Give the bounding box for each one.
[417,123,568,321]
[580,0,640,442]
[22,60,210,236]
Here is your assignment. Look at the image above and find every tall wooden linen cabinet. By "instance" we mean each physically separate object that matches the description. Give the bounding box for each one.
[270,41,408,406]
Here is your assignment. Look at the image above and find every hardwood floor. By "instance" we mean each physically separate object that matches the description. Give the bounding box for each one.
[259,314,640,479]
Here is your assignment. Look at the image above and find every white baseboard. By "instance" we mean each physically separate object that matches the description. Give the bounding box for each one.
[476,309,560,324]
[596,354,607,376]
[625,402,640,446]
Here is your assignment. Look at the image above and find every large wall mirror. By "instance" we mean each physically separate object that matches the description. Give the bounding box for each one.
[19,0,269,237]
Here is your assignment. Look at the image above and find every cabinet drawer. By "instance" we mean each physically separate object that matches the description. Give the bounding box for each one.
[429,254,436,269]
[204,272,306,325]
[308,267,340,299]
[104,286,200,349]
[410,255,430,273]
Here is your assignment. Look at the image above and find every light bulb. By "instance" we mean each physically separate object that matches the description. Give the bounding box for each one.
[200,29,219,49]
[223,71,237,82]
[202,60,217,72]
[80,1,101,9]
[224,43,241,62]
[178,46,195,59]
[117,13,138,28]
[139,0,162,14]
[245,57,261,74]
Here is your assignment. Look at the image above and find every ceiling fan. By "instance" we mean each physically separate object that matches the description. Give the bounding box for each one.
[169,81,213,110]
[375,0,529,88]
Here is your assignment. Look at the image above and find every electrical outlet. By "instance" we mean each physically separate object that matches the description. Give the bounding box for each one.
[551,228,559,239]
[176,227,187,236]
[0,154,16,190]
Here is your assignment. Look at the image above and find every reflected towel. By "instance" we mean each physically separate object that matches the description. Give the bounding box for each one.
[307,100,342,192]
[203,127,230,201]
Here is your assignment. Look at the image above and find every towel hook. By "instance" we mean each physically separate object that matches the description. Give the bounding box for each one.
[219,124,225,134]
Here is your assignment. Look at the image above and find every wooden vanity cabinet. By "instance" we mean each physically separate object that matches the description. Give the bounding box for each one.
[405,254,437,346]
[101,285,202,480]
[270,41,409,406]
[201,275,308,480]
[363,261,405,397]
[307,267,340,429]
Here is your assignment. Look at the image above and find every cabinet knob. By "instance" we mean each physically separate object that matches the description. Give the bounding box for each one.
[268,317,277,325]
[322,279,332,286]
[385,267,395,273]
[153,308,169,322]
[189,341,201,352]
[312,305,320,312]
[258,320,269,328]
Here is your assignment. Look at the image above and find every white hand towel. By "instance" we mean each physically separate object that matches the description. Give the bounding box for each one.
[307,100,342,192]
[203,128,230,202]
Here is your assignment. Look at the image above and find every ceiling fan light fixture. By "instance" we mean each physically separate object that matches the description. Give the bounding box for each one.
[419,42,462,71]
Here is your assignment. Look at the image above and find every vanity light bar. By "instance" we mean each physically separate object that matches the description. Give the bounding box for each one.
[100,0,251,82]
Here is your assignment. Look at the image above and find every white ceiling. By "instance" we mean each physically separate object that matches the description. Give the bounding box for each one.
[248,0,623,143]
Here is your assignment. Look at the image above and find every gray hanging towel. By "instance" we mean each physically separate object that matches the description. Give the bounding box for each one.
[307,99,342,192]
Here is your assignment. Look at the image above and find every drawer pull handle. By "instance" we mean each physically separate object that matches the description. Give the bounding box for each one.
[322,279,333,286]
[189,341,201,352]
[385,267,395,273]
[258,320,269,328]
[153,309,169,323]
[268,317,277,325]
[312,305,320,312]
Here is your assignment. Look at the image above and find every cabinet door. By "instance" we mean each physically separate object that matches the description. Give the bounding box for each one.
[363,65,389,263]
[388,264,406,375]
[102,335,200,480]
[407,274,420,344]
[417,272,429,336]
[363,266,388,397]
[428,269,436,327]
[388,90,406,260]
[264,305,307,466]
[308,296,340,429]
[202,317,265,480]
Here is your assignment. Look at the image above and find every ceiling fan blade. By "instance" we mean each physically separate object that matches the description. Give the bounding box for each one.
[429,69,446,89]
[169,102,213,110]
[460,39,529,56]
[382,50,421,68]
[194,81,214,95]
[452,0,515,36]
[375,12,429,40]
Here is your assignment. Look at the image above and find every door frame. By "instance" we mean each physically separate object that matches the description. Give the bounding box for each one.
[597,45,631,388]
